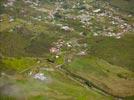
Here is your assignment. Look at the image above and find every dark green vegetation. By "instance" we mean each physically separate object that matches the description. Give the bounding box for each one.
[0,0,134,100]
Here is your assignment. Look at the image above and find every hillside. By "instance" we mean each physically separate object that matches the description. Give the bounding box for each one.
[0,0,134,100]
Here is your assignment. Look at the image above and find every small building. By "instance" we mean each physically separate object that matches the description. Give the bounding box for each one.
[49,47,60,54]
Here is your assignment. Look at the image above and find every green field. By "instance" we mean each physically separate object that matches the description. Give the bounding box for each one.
[66,56,134,97]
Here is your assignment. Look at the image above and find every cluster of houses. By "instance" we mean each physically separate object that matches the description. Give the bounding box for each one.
[77,3,133,39]
[50,1,133,39]
[2,0,133,39]
[49,37,88,59]
[1,0,133,57]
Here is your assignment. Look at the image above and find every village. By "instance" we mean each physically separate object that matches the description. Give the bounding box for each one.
[0,0,134,99]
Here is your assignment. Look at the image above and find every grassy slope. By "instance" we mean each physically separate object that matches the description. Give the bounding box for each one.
[0,57,38,73]
[109,0,134,13]
[0,68,113,100]
[0,15,63,57]
[0,0,134,99]
[88,34,134,71]
[66,56,134,97]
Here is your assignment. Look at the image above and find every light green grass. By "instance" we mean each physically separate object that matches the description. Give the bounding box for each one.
[67,56,134,97]
[0,70,113,100]
[0,57,37,72]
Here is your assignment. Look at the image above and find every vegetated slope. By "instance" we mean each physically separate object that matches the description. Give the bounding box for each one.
[0,15,63,57]
[0,0,133,75]
[109,0,134,13]
[66,56,134,97]
[0,0,134,99]
[0,58,113,100]
[88,34,134,71]
[0,57,38,73]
